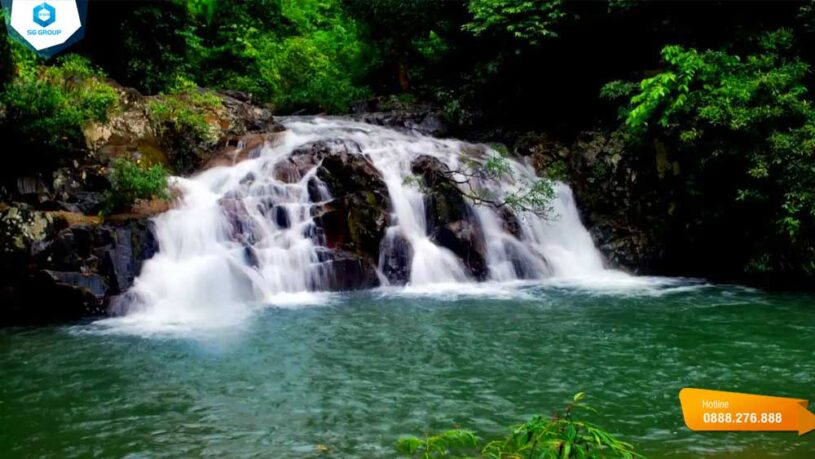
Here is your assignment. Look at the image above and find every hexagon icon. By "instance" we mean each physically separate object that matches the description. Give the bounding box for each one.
[33,3,56,28]
[10,0,82,51]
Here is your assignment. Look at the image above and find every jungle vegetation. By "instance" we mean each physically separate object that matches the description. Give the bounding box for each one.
[2,0,815,284]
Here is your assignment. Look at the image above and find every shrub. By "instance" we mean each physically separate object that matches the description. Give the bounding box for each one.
[396,393,642,459]
[147,77,221,172]
[0,54,118,170]
[103,158,170,214]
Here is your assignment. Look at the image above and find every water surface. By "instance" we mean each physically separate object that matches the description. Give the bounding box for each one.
[1,280,813,458]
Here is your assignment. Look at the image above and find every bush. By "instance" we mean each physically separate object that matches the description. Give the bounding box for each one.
[147,77,221,172]
[0,54,118,169]
[103,158,170,214]
[396,393,642,459]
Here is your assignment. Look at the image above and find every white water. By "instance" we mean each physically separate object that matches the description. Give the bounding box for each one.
[103,117,626,332]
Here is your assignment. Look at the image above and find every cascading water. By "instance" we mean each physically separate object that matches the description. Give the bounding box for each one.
[106,117,621,331]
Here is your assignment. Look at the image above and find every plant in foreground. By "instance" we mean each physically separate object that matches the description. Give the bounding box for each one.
[396,393,643,459]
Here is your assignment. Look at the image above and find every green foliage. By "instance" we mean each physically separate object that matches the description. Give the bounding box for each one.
[173,0,375,112]
[464,0,566,45]
[148,77,220,172]
[405,149,556,218]
[103,158,170,214]
[396,429,479,459]
[605,29,815,279]
[0,54,118,161]
[543,159,569,182]
[397,394,642,459]
[478,150,556,217]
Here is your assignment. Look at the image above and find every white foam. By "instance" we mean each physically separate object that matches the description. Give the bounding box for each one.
[100,117,642,334]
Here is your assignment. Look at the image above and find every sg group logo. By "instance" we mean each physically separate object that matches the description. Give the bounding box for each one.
[0,0,88,57]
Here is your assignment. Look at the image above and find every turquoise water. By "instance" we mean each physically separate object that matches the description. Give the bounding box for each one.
[1,280,814,458]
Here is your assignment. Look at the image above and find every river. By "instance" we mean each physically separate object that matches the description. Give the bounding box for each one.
[1,281,814,458]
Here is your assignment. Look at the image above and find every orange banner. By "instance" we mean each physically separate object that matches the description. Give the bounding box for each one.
[679,388,815,435]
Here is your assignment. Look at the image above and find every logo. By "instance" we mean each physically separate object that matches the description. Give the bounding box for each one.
[32,2,55,28]
[1,0,87,57]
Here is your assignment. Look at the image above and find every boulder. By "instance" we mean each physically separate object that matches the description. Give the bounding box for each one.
[378,231,413,285]
[410,155,488,280]
[274,138,363,183]
[0,208,158,325]
[313,249,380,291]
[290,140,392,263]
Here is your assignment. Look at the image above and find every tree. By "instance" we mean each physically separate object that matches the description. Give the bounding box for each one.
[603,29,815,282]
[464,0,567,45]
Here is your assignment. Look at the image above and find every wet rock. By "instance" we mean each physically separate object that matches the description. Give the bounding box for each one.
[220,197,260,245]
[498,207,523,239]
[350,98,449,136]
[275,139,363,183]
[410,155,488,280]
[303,141,391,263]
[314,191,390,262]
[96,219,159,293]
[314,249,380,291]
[272,206,290,229]
[378,232,413,285]
[39,270,109,301]
[0,210,158,325]
[206,132,284,170]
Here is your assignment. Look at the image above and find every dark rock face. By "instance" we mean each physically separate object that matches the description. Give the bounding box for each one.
[286,139,391,267]
[218,138,389,291]
[355,111,448,137]
[516,129,665,274]
[378,232,413,285]
[0,206,158,325]
[275,138,363,183]
[410,155,488,280]
[314,249,380,291]
[350,98,449,136]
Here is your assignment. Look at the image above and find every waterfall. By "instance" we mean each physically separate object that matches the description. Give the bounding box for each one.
[107,117,618,330]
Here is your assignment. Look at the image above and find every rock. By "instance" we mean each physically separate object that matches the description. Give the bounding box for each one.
[285,139,392,263]
[0,210,158,325]
[355,111,448,137]
[205,131,284,170]
[11,270,106,323]
[272,206,290,229]
[498,206,523,239]
[220,196,260,245]
[410,155,488,280]
[313,249,380,291]
[218,92,282,134]
[0,204,56,255]
[275,139,363,183]
[313,191,390,263]
[96,219,159,293]
[378,231,413,285]
[349,97,449,136]
[82,84,284,174]
[39,270,109,301]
